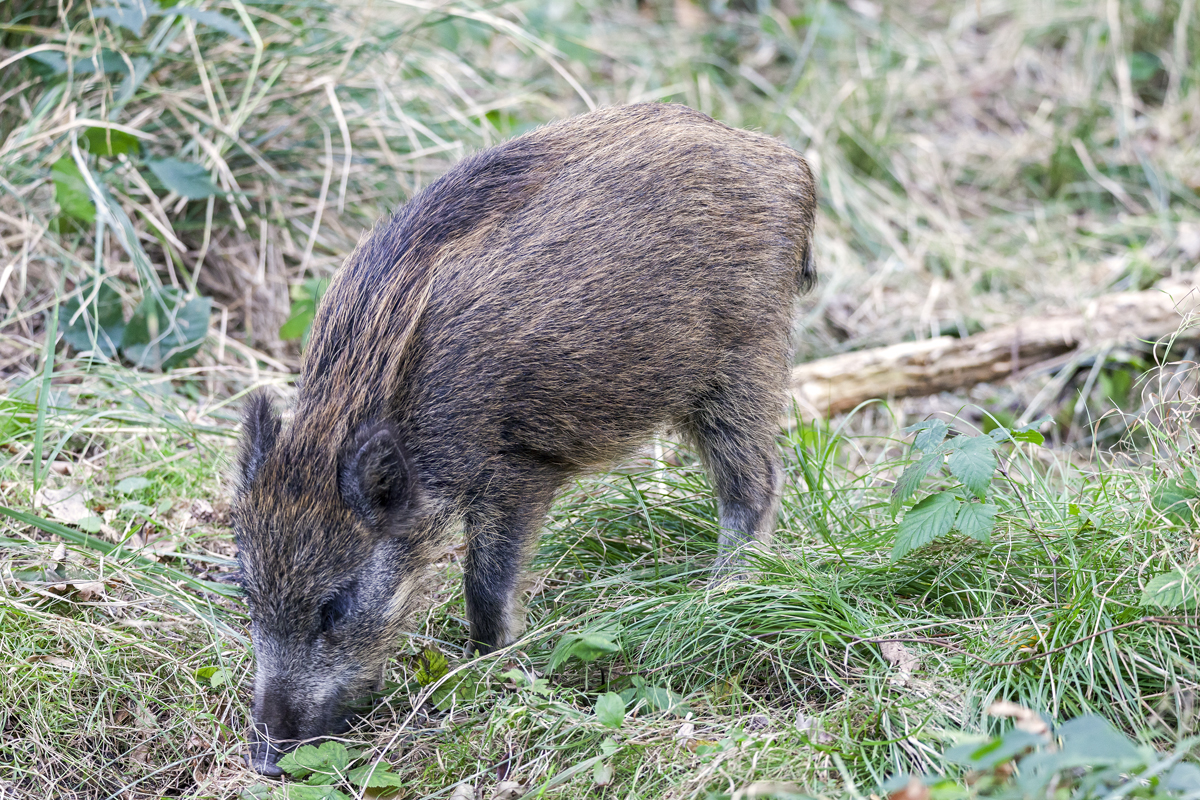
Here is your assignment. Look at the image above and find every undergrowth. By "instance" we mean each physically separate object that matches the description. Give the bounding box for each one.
[4,0,1200,797]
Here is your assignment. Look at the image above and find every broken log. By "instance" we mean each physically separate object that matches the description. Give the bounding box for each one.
[790,276,1200,419]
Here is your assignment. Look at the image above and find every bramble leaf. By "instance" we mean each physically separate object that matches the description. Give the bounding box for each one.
[1140,566,1200,610]
[147,158,219,200]
[890,452,942,516]
[905,419,949,453]
[892,491,960,561]
[955,501,997,542]
[946,435,997,499]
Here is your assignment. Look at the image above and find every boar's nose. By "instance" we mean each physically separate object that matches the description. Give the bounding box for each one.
[247,741,286,777]
[248,690,301,777]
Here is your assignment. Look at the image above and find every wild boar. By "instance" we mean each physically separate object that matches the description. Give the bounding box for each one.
[232,102,817,775]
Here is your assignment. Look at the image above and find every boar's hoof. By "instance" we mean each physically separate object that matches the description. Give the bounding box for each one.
[246,747,286,778]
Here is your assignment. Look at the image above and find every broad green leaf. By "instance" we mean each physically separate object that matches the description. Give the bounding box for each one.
[889,452,941,516]
[906,419,948,453]
[892,491,960,562]
[1166,762,1200,790]
[593,760,614,786]
[1139,566,1200,610]
[1055,715,1142,766]
[121,288,210,369]
[414,647,448,686]
[347,763,406,788]
[945,435,997,499]
[60,281,126,357]
[638,684,689,715]
[115,476,151,494]
[52,157,96,224]
[430,670,482,711]
[276,741,350,778]
[284,786,349,800]
[83,126,140,158]
[954,501,997,542]
[147,158,219,200]
[1151,478,1198,525]
[280,278,331,344]
[595,692,625,728]
[548,630,620,672]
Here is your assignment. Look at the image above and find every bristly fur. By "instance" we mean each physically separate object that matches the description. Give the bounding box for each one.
[231,103,818,775]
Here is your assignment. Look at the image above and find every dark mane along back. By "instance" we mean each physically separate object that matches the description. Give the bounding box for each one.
[298,134,553,414]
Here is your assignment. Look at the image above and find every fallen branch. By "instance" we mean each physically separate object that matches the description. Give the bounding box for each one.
[790,276,1200,419]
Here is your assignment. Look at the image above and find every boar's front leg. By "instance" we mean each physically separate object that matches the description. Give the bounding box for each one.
[462,494,553,654]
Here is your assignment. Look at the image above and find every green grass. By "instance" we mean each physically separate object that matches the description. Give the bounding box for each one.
[4,0,1200,796]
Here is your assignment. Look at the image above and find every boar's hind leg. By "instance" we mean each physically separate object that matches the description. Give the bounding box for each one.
[462,496,551,655]
[685,386,784,573]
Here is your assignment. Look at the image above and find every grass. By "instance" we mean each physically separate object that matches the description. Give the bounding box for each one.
[4,0,1200,797]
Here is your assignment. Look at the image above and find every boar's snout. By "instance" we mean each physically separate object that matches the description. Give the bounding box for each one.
[247,680,353,777]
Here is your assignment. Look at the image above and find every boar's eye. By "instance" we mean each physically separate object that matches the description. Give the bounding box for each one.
[320,584,358,633]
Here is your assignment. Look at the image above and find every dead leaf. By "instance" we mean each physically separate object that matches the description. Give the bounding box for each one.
[492,781,525,800]
[49,461,72,476]
[888,777,930,800]
[880,640,919,685]
[51,542,67,562]
[987,700,1050,736]
[676,721,695,740]
[449,785,475,800]
[35,484,93,525]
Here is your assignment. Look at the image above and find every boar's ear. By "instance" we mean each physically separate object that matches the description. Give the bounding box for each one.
[237,392,280,496]
[339,421,418,530]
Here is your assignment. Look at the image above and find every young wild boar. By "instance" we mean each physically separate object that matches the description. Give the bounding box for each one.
[233,103,817,775]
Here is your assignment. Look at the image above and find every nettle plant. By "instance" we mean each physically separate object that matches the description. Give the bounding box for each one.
[889,419,1045,561]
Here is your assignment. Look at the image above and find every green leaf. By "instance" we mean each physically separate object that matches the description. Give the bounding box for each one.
[195,665,229,688]
[347,762,406,789]
[593,759,614,786]
[121,287,210,369]
[52,157,96,224]
[146,158,219,200]
[430,669,482,711]
[280,278,331,344]
[892,491,960,562]
[906,419,948,453]
[60,281,126,358]
[414,647,449,686]
[1151,478,1198,525]
[83,126,140,158]
[1140,566,1200,610]
[954,501,997,542]
[276,742,350,779]
[115,476,151,494]
[638,684,689,715]
[162,5,251,41]
[284,787,349,800]
[548,630,620,672]
[889,452,941,516]
[945,435,997,499]
[92,0,151,34]
[595,692,625,728]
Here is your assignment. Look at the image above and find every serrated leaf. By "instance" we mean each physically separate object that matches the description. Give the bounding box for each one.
[889,452,941,516]
[146,158,219,200]
[414,647,449,686]
[284,786,349,800]
[906,419,949,453]
[52,157,96,224]
[891,491,960,562]
[595,692,625,728]
[954,501,997,542]
[276,741,350,778]
[548,630,620,672]
[60,281,125,358]
[121,288,210,369]
[430,670,482,711]
[83,126,140,158]
[1139,566,1200,610]
[945,436,997,499]
[347,763,406,789]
